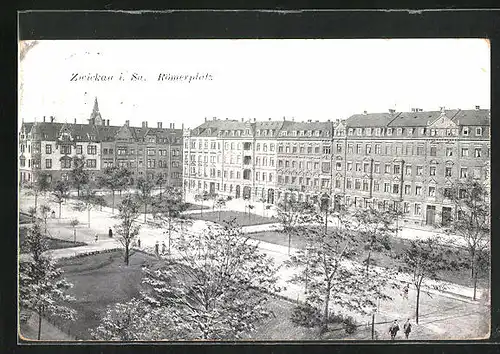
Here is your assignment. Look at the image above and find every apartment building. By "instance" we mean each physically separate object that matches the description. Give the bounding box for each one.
[338,106,490,227]
[19,98,183,188]
[183,118,287,203]
[183,106,490,228]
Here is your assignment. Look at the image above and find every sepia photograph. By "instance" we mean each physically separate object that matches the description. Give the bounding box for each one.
[17,38,491,342]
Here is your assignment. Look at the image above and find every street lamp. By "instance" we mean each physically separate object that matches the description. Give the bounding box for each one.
[320,193,330,234]
[371,305,377,340]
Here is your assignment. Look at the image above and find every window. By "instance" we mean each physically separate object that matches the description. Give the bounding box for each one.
[307,146,312,154]
[384,183,390,193]
[414,203,422,216]
[363,180,369,191]
[476,127,483,136]
[363,163,369,173]
[393,184,400,194]
[355,179,361,190]
[444,188,453,199]
[403,202,410,214]
[86,159,97,168]
[346,178,352,189]
[446,147,453,157]
[405,144,413,156]
[314,146,320,154]
[429,166,436,176]
[473,168,481,179]
[356,144,361,154]
[404,184,411,195]
[416,166,423,176]
[307,161,312,170]
[461,148,469,157]
[87,145,97,155]
[45,144,52,154]
[407,128,414,137]
[365,144,371,155]
[475,148,482,158]
[45,159,52,168]
[394,165,400,175]
[355,162,361,172]
[375,144,381,154]
[387,128,393,136]
[384,144,391,155]
[314,162,319,170]
[336,144,342,153]
[463,127,469,136]
[430,146,437,156]
[270,144,275,152]
[405,165,412,176]
[445,167,452,177]
[415,186,422,195]
[373,180,379,191]
[61,159,71,169]
[335,179,341,188]
[347,144,353,154]
[323,145,331,154]
[329,162,338,172]
[417,146,424,156]
[385,164,391,174]
[255,172,260,181]
[347,162,353,171]
[374,163,380,173]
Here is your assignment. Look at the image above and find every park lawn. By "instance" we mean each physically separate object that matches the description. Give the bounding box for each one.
[18,227,86,253]
[188,210,276,227]
[45,250,368,341]
[246,230,488,289]
[19,213,32,224]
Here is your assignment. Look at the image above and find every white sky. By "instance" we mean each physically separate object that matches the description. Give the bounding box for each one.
[19,39,490,130]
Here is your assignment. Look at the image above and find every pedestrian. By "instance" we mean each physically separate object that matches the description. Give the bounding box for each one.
[51,210,56,218]
[155,241,159,255]
[95,234,99,243]
[389,320,400,340]
[137,237,141,248]
[161,241,166,254]
[403,318,412,339]
[402,283,409,300]
[108,227,113,238]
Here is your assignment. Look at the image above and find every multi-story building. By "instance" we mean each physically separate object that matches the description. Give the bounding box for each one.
[184,106,490,228]
[19,98,184,188]
[337,106,490,227]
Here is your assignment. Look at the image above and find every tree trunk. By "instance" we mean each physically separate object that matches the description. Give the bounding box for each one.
[144,203,147,223]
[200,201,203,216]
[288,233,291,255]
[473,267,478,300]
[88,207,91,228]
[58,202,62,220]
[366,250,372,275]
[125,244,129,266]
[34,193,38,215]
[322,283,331,332]
[168,216,172,253]
[112,191,115,214]
[37,307,43,340]
[415,286,421,324]
[218,209,221,222]
[77,185,80,197]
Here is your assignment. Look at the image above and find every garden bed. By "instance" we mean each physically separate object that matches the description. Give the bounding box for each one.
[187,210,276,227]
[19,227,87,253]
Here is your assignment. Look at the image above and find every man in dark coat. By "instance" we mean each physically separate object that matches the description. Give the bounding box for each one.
[108,227,113,238]
[403,319,412,339]
[389,320,400,340]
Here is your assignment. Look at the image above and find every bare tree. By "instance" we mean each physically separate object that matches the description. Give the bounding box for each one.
[25,171,51,214]
[115,195,141,266]
[70,218,79,243]
[442,177,490,300]
[135,177,154,223]
[39,204,51,237]
[51,180,70,220]
[194,190,209,215]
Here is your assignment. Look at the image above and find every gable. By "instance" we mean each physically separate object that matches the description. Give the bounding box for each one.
[115,125,135,140]
[429,113,458,129]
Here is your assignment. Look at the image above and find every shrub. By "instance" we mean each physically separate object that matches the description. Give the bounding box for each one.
[290,303,322,328]
[343,316,357,334]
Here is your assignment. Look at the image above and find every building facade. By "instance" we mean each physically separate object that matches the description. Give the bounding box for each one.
[184,107,490,228]
[19,98,183,188]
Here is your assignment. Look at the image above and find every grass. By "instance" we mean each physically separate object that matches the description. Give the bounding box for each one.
[37,250,366,341]
[19,227,87,253]
[19,213,33,224]
[188,210,276,227]
[246,229,488,289]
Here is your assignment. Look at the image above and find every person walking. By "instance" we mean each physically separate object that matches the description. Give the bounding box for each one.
[402,283,409,300]
[403,319,412,339]
[137,237,141,248]
[108,227,113,238]
[155,241,159,255]
[389,320,400,340]
[95,233,99,243]
[161,241,166,254]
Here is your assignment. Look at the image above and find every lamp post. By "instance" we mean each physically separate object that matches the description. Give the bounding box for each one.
[320,193,330,234]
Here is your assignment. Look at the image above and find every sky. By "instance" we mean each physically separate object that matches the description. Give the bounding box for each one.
[18,39,490,130]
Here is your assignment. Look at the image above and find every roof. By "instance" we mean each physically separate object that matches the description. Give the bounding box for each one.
[345,113,400,127]
[388,110,459,127]
[451,109,490,126]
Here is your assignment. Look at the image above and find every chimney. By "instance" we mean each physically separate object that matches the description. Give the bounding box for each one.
[43,116,46,122]
[253,118,256,122]
[268,118,271,121]
[204,117,207,122]
[389,109,395,114]
[315,120,319,122]
[50,116,54,123]
[181,123,184,130]
[74,118,77,124]
[226,118,228,121]
[475,105,480,110]
[241,118,244,122]
[213,116,217,121]
[327,119,331,122]
[125,120,130,127]
[157,122,162,128]
[172,123,175,129]
[363,110,367,115]
[142,121,148,128]
[411,108,416,112]
[107,119,110,126]
[292,118,295,122]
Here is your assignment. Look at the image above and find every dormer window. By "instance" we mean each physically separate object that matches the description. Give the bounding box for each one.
[299,131,304,136]
[315,131,320,136]
[476,127,483,136]
[292,131,297,136]
[263,130,267,136]
[463,127,469,136]
[281,131,287,136]
[407,128,414,136]
[397,128,403,136]
[43,133,48,139]
[348,128,354,136]
[366,128,372,136]
[325,131,330,137]
[356,128,362,136]
[270,130,275,136]
[245,129,250,135]
[256,130,261,136]
[430,129,436,136]
[387,128,393,136]
[307,130,312,136]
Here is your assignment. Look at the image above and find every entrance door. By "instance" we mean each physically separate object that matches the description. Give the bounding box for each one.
[243,186,251,200]
[426,205,436,225]
[235,185,241,199]
[442,207,452,226]
[210,182,215,194]
[267,189,274,204]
